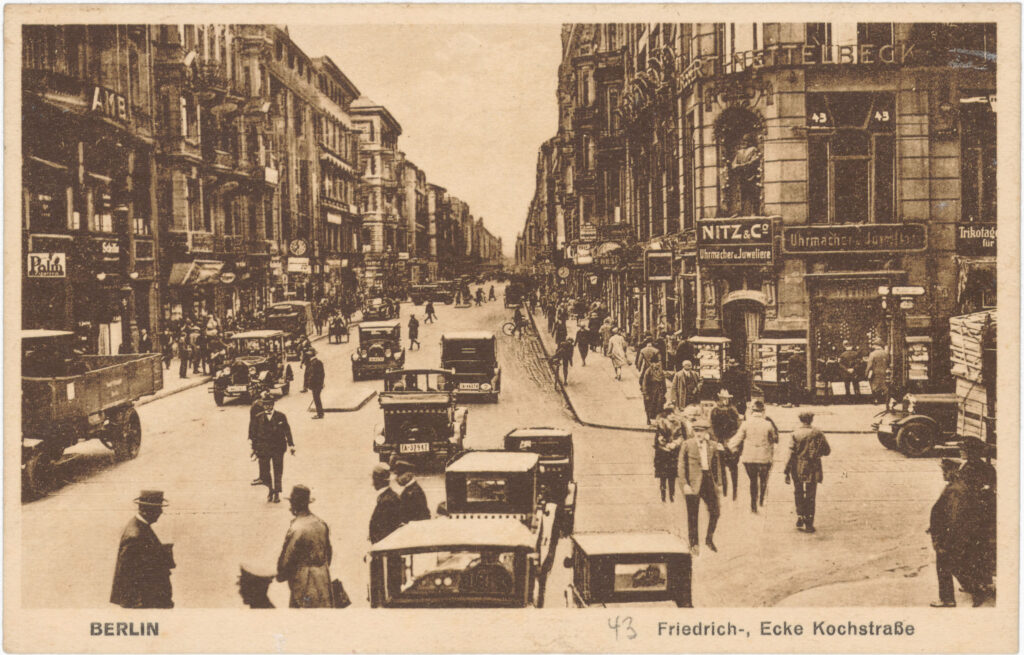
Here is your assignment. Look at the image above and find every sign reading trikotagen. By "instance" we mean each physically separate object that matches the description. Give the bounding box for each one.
[782,224,927,254]
[697,217,774,265]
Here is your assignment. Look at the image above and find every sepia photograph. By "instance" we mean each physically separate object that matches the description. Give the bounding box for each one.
[4,4,1019,653]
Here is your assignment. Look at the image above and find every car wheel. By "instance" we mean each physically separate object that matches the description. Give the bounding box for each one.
[23,448,58,498]
[896,422,934,457]
[113,409,142,461]
[214,388,225,406]
[877,432,897,450]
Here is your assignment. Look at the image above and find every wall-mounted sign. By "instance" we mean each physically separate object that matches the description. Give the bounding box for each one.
[697,217,774,265]
[91,86,132,124]
[326,211,343,225]
[27,252,66,278]
[956,222,996,257]
[398,252,410,260]
[580,223,598,243]
[645,250,673,282]
[598,222,632,242]
[100,239,120,259]
[782,224,927,254]
[287,257,311,274]
[588,274,599,285]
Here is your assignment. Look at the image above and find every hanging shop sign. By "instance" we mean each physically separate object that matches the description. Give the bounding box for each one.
[270,256,283,275]
[782,224,926,254]
[645,250,673,282]
[956,222,996,257]
[574,244,593,266]
[287,257,311,274]
[697,217,774,265]
[580,223,598,243]
[27,252,67,278]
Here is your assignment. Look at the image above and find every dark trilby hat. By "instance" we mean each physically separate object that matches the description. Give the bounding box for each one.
[286,484,314,505]
[392,459,415,474]
[958,436,989,455]
[134,490,169,507]
[940,458,960,473]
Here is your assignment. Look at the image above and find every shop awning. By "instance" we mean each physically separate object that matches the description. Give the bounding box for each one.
[168,260,224,286]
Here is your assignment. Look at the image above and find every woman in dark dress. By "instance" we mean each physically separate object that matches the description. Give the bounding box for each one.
[653,407,683,502]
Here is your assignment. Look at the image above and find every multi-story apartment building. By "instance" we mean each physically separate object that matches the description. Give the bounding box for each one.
[398,159,430,283]
[351,96,402,292]
[313,56,362,300]
[525,22,997,399]
[426,183,447,280]
[22,25,159,354]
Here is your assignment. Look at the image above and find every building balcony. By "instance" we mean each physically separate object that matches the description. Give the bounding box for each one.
[572,105,600,127]
[162,136,203,162]
[208,148,237,172]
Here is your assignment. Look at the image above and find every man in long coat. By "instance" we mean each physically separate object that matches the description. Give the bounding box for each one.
[865,341,889,404]
[304,348,325,419]
[249,396,295,502]
[929,458,985,607]
[670,360,702,410]
[110,490,174,608]
[392,459,431,524]
[277,485,333,608]
[369,464,402,544]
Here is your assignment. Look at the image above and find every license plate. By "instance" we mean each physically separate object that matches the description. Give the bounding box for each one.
[228,385,247,392]
[369,357,384,362]
[459,382,480,390]
[400,443,430,454]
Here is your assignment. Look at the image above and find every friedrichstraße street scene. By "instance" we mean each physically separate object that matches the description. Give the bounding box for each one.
[19,20,998,615]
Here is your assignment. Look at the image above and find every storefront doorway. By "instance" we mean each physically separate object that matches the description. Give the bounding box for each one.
[722,296,764,369]
[809,280,888,392]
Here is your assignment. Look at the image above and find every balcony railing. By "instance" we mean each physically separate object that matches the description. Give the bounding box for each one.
[209,148,236,171]
[163,136,202,161]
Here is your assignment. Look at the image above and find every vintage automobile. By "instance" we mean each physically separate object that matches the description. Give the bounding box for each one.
[440,331,501,402]
[211,330,293,405]
[368,518,543,608]
[872,392,958,456]
[503,427,577,537]
[265,300,315,361]
[352,321,406,381]
[409,283,455,305]
[21,330,163,497]
[563,531,693,608]
[443,450,560,597]
[374,368,467,465]
[363,297,400,321]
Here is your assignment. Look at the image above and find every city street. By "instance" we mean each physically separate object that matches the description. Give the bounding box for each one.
[21,287,956,609]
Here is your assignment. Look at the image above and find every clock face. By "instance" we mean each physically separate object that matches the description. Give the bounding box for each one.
[289,239,307,256]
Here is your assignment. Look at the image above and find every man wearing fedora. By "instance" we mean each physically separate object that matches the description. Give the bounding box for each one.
[369,463,402,544]
[110,490,175,609]
[710,388,741,501]
[391,458,431,525]
[249,395,295,502]
[276,485,334,608]
[680,417,725,555]
[303,347,325,419]
[238,563,276,609]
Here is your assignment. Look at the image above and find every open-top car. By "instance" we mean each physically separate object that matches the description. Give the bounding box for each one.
[564,531,693,608]
[872,392,958,457]
[440,331,501,402]
[265,301,314,361]
[368,518,542,608]
[504,428,576,537]
[374,369,467,465]
[352,320,406,381]
[211,330,293,405]
[363,297,399,321]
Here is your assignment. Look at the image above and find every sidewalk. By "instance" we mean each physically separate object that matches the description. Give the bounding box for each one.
[138,311,364,408]
[527,307,880,433]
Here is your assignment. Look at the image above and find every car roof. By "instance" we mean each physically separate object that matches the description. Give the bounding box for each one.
[369,518,536,553]
[442,331,495,341]
[571,531,691,556]
[385,368,452,377]
[361,320,401,329]
[268,301,311,308]
[22,329,76,339]
[230,330,286,339]
[379,392,451,405]
[447,451,540,473]
[506,427,572,439]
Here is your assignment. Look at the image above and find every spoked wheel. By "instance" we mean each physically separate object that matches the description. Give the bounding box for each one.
[501,322,515,337]
[896,422,934,458]
[113,409,142,461]
[23,448,58,498]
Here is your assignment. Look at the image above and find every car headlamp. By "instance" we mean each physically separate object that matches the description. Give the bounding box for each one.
[385,349,393,358]
[373,433,386,446]
[480,382,492,391]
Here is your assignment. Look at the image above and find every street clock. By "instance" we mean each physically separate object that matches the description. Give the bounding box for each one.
[289,239,309,257]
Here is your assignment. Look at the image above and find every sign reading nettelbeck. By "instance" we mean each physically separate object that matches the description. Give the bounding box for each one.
[697,217,774,265]
[783,224,926,254]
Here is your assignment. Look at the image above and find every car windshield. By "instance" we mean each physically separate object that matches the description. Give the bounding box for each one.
[382,548,519,602]
[230,338,279,355]
[362,328,397,339]
[385,371,450,392]
[442,341,494,361]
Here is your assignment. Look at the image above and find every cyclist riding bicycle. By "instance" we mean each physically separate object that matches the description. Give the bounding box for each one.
[512,306,527,337]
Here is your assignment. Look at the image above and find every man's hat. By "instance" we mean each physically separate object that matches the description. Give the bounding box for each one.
[239,562,276,581]
[372,463,391,482]
[392,459,415,474]
[751,399,765,413]
[717,388,733,399]
[134,490,169,507]
[286,484,314,505]
[691,417,711,431]
[940,458,960,473]
[306,347,317,356]
[958,436,989,455]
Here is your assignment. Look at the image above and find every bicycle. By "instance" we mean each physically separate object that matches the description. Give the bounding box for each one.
[501,321,530,337]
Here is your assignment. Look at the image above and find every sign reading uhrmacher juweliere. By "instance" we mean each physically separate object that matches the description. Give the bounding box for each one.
[782,224,927,254]
[697,217,774,265]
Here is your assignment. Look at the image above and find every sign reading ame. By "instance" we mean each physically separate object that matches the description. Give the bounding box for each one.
[782,224,926,254]
[697,217,774,265]
[27,252,66,278]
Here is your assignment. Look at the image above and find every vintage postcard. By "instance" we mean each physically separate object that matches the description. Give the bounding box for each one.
[4,3,1020,653]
